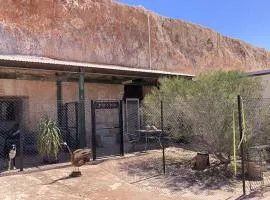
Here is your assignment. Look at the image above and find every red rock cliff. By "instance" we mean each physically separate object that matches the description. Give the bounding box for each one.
[0,0,269,74]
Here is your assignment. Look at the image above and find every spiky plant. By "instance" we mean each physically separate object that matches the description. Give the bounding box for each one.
[37,116,61,161]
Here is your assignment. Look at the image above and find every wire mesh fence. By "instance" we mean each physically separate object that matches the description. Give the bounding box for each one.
[124,100,163,153]
[117,100,164,183]
[0,98,24,171]
[0,99,79,173]
[240,98,270,192]
[125,97,270,195]
[136,99,238,191]
[163,99,241,195]
[60,102,79,150]
[1,96,270,196]
[113,98,242,194]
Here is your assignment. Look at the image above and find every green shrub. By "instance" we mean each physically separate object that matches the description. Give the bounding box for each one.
[37,116,61,160]
[142,70,264,162]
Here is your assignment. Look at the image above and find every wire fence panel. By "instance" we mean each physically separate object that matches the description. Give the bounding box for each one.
[0,100,78,173]
[0,98,25,171]
[94,102,121,158]
[124,100,163,153]
[119,98,243,194]
[125,98,140,137]
[162,100,234,160]
[241,98,270,192]
[61,102,79,150]
[161,99,238,193]
[124,100,157,154]
[132,97,270,196]
[122,100,164,183]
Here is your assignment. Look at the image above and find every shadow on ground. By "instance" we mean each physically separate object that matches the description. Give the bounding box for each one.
[118,150,236,195]
[45,172,82,184]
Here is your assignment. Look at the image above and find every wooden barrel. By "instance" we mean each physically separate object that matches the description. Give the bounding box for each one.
[195,152,210,170]
[247,161,263,180]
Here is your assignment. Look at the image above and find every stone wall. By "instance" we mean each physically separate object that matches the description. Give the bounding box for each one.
[0,0,269,74]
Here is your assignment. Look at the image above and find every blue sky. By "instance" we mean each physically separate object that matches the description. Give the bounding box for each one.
[117,0,270,50]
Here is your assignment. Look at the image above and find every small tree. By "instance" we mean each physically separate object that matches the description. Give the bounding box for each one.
[143,70,264,163]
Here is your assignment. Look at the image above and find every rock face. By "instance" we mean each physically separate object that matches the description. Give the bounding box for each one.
[0,0,269,74]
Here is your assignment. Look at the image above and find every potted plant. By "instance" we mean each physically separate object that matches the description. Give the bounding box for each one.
[37,116,62,164]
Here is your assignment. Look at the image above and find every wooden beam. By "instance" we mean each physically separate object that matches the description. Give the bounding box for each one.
[0,71,157,86]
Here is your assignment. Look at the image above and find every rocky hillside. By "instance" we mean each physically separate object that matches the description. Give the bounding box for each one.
[0,0,269,74]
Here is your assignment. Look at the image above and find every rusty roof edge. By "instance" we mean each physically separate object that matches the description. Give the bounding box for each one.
[246,69,270,76]
[0,54,195,77]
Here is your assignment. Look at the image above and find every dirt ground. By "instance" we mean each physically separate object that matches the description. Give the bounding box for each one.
[0,163,173,200]
[99,150,244,200]
[1,148,270,200]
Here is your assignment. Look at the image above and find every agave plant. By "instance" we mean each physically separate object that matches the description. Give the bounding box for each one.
[37,116,61,163]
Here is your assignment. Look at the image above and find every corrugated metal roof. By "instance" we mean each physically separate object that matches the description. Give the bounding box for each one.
[0,55,194,78]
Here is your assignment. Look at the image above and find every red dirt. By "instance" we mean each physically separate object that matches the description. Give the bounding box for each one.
[0,149,244,200]
[0,164,176,200]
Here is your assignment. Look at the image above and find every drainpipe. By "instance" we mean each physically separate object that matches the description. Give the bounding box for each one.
[147,12,152,70]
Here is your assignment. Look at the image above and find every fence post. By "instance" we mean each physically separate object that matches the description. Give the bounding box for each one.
[64,104,69,146]
[161,100,166,174]
[75,102,79,148]
[19,105,24,171]
[19,131,24,171]
[237,95,246,195]
[91,100,97,161]
[119,100,124,156]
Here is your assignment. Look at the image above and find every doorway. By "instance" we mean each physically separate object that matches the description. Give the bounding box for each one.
[123,85,143,100]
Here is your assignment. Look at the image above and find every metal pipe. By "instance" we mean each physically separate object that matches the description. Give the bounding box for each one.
[161,100,165,174]
[238,95,246,195]
[91,100,97,161]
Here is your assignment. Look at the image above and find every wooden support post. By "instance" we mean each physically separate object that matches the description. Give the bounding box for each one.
[78,69,86,148]
[57,78,63,126]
